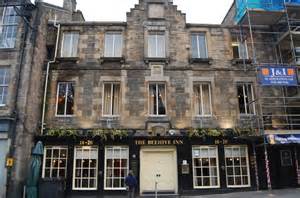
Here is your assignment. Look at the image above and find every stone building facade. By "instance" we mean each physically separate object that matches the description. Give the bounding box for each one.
[0,0,82,197]
[38,0,278,196]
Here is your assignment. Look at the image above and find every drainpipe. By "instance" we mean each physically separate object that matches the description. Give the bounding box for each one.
[40,19,60,135]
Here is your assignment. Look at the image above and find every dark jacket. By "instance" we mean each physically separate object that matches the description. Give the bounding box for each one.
[125,175,137,189]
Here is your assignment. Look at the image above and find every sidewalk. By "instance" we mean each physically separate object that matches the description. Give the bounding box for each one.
[68,188,300,198]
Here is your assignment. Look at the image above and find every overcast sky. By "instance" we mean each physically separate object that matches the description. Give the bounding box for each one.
[39,0,233,24]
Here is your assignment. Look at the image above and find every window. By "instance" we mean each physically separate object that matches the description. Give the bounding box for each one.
[192,146,220,188]
[194,83,212,116]
[225,146,250,187]
[104,146,129,190]
[61,32,79,57]
[73,146,98,190]
[149,83,166,115]
[148,32,165,58]
[0,7,19,48]
[0,68,9,106]
[104,32,123,57]
[42,146,68,178]
[191,33,208,58]
[56,82,75,116]
[103,83,121,116]
[280,150,293,167]
[237,83,255,115]
[232,41,248,59]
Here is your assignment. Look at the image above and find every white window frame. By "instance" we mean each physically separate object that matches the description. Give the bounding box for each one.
[102,82,121,117]
[42,146,68,178]
[104,32,123,57]
[61,32,79,57]
[55,82,75,117]
[225,145,251,188]
[0,68,9,106]
[0,6,19,49]
[73,146,98,191]
[191,33,208,59]
[104,146,129,190]
[237,83,256,115]
[194,83,212,117]
[147,32,166,58]
[192,146,220,189]
[148,83,167,116]
[232,41,248,59]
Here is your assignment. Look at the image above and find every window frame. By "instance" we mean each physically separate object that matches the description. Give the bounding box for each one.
[224,145,251,188]
[0,68,9,106]
[104,146,129,190]
[147,32,166,58]
[42,146,68,179]
[72,146,99,191]
[60,32,79,58]
[191,33,208,59]
[192,146,220,189]
[232,41,248,59]
[193,82,212,117]
[104,32,123,58]
[237,83,256,115]
[102,82,121,117]
[0,6,19,49]
[55,82,75,117]
[148,82,167,116]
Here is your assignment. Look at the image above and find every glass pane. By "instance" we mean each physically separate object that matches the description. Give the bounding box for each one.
[106,178,112,188]
[200,148,208,158]
[157,34,165,57]
[89,179,96,188]
[211,177,218,186]
[157,84,166,115]
[191,35,198,58]
[194,178,202,187]
[71,33,79,57]
[227,167,233,176]
[103,84,112,115]
[210,167,218,177]
[202,158,209,167]
[66,83,74,115]
[203,177,210,186]
[112,84,120,115]
[202,168,209,176]
[235,176,242,185]
[59,170,66,178]
[194,168,202,176]
[114,34,123,57]
[194,85,201,115]
[105,34,113,57]
[202,84,211,115]
[228,176,234,185]
[242,176,249,185]
[198,34,208,58]
[194,158,201,167]
[45,169,51,177]
[237,85,246,114]
[62,34,72,57]
[239,42,248,59]
[149,84,156,115]
[148,35,156,57]
[57,83,66,115]
[82,179,88,188]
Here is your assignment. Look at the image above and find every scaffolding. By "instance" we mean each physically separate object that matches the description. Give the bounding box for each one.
[234,0,300,190]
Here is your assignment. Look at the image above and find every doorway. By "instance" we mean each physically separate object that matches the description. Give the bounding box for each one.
[139,147,178,195]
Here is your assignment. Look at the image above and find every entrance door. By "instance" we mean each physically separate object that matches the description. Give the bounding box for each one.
[140,147,177,194]
[0,140,9,198]
[278,149,297,187]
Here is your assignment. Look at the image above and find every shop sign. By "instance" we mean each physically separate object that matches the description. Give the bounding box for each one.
[134,139,184,146]
[266,134,300,144]
[259,66,298,86]
[79,140,94,146]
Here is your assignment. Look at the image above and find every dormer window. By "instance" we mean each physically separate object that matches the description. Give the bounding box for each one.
[148,32,166,58]
[61,32,79,57]
[104,32,123,57]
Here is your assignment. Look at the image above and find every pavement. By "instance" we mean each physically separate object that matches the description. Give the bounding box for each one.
[68,188,300,198]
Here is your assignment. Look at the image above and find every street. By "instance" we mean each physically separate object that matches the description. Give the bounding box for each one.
[181,188,300,198]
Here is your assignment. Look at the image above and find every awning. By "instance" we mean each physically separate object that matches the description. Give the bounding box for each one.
[266,134,300,145]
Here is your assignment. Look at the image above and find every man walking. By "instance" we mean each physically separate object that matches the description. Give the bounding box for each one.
[125,171,137,198]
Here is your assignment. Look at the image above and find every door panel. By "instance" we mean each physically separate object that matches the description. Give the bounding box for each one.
[0,140,9,198]
[140,147,177,194]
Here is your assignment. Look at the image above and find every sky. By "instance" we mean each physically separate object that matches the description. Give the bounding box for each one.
[37,0,233,24]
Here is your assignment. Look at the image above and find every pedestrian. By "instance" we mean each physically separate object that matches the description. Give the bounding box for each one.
[125,170,137,198]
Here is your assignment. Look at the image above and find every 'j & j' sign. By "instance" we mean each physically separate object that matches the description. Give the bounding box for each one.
[259,66,298,86]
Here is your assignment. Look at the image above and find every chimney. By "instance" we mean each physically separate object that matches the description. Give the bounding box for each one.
[63,0,77,12]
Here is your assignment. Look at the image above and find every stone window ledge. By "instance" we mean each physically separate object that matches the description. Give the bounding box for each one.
[189,57,213,64]
[231,58,252,65]
[56,57,79,62]
[144,57,169,64]
[100,57,125,64]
